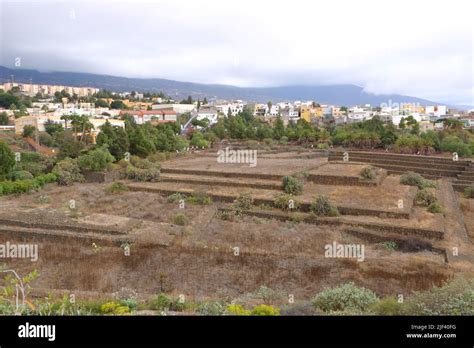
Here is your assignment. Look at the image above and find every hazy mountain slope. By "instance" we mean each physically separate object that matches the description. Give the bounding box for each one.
[0,66,439,106]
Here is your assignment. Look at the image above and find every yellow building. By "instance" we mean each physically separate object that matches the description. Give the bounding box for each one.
[300,105,311,123]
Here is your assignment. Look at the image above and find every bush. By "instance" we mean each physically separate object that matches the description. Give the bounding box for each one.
[196,302,228,316]
[312,283,379,313]
[233,192,253,211]
[0,173,57,196]
[151,293,171,311]
[78,146,115,172]
[52,158,84,186]
[148,152,167,163]
[167,192,186,203]
[106,182,129,194]
[250,304,280,316]
[282,175,303,195]
[427,201,443,214]
[172,213,188,226]
[359,166,376,180]
[370,297,404,315]
[440,136,472,157]
[404,278,474,315]
[13,170,33,181]
[280,302,318,316]
[226,304,250,316]
[100,302,130,315]
[415,189,438,207]
[463,186,474,199]
[382,241,398,250]
[310,195,340,216]
[125,160,160,182]
[186,192,212,205]
[273,193,300,211]
[279,136,288,145]
[263,138,274,147]
[400,171,437,189]
[189,132,209,148]
[0,140,15,179]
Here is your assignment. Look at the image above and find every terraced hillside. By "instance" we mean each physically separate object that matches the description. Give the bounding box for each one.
[0,146,472,309]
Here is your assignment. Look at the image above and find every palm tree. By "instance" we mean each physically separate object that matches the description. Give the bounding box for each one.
[60,115,71,131]
[79,116,94,143]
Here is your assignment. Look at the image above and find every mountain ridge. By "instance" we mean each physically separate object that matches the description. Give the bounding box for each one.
[0,66,444,107]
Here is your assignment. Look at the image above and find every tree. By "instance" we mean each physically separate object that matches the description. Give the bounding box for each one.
[110,100,127,110]
[77,116,94,143]
[55,131,84,159]
[128,126,156,157]
[267,101,272,113]
[399,117,406,129]
[44,120,63,136]
[0,141,15,179]
[96,121,130,160]
[273,116,285,140]
[0,112,9,125]
[22,125,36,138]
[180,96,193,104]
[78,146,115,172]
[60,115,71,132]
[0,93,19,109]
[94,99,110,108]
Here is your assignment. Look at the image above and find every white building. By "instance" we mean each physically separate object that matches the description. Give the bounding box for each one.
[425,105,447,117]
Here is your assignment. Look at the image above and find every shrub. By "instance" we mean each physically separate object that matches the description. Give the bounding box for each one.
[106,182,129,194]
[282,176,303,195]
[196,302,228,316]
[312,283,378,313]
[233,192,253,211]
[280,302,318,316]
[125,160,160,182]
[440,136,472,157]
[415,189,438,207]
[151,293,172,311]
[215,209,237,221]
[52,158,84,186]
[310,195,340,216]
[400,171,437,189]
[100,302,130,315]
[263,138,274,147]
[382,241,398,250]
[370,297,404,315]
[189,132,209,148]
[463,186,474,199]
[13,170,33,181]
[186,192,212,205]
[0,140,15,179]
[148,153,167,163]
[0,173,57,196]
[279,136,289,145]
[273,193,300,211]
[359,166,376,180]
[226,304,250,316]
[167,192,186,203]
[172,213,188,226]
[404,278,474,315]
[78,146,115,172]
[250,304,280,316]
[427,201,443,214]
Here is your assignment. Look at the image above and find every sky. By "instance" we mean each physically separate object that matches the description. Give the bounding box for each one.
[0,0,473,105]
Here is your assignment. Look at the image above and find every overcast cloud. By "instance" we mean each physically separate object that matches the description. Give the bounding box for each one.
[0,0,473,105]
